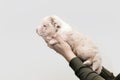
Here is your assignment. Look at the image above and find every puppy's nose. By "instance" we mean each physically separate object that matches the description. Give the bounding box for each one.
[36,28,39,34]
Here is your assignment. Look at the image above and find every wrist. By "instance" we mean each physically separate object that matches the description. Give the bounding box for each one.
[63,51,76,62]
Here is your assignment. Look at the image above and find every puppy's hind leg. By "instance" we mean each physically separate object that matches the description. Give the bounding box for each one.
[83,59,92,66]
[96,64,102,74]
[92,54,102,74]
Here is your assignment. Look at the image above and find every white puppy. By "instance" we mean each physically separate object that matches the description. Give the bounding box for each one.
[36,15,102,74]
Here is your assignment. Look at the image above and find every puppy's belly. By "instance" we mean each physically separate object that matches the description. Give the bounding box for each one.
[60,31,98,60]
[66,38,97,60]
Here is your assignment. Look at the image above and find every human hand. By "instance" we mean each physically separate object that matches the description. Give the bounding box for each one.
[46,35,71,55]
[46,35,76,62]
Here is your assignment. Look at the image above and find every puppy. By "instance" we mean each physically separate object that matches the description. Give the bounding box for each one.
[36,15,102,74]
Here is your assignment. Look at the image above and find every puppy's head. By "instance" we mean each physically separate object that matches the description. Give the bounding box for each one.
[36,15,71,37]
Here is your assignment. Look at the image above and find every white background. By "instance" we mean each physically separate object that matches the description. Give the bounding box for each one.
[0,0,120,80]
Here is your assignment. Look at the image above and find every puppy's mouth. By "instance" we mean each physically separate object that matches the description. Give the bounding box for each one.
[36,29,48,37]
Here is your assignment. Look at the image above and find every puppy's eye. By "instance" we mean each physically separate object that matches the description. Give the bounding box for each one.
[57,25,60,28]
[43,25,47,27]
[56,29,58,32]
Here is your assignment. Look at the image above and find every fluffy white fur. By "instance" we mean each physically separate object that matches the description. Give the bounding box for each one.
[36,15,102,74]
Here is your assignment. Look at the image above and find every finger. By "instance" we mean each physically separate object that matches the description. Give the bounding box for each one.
[52,35,65,43]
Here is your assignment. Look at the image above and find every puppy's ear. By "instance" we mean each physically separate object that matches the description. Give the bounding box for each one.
[49,17,54,22]
[49,16,56,26]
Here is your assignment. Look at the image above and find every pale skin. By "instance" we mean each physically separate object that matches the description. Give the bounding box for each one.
[46,35,76,62]
[36,16,102,73]
[45,35,119,80]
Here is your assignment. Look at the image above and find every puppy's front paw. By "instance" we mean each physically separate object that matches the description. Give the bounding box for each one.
[49,39,57,45]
